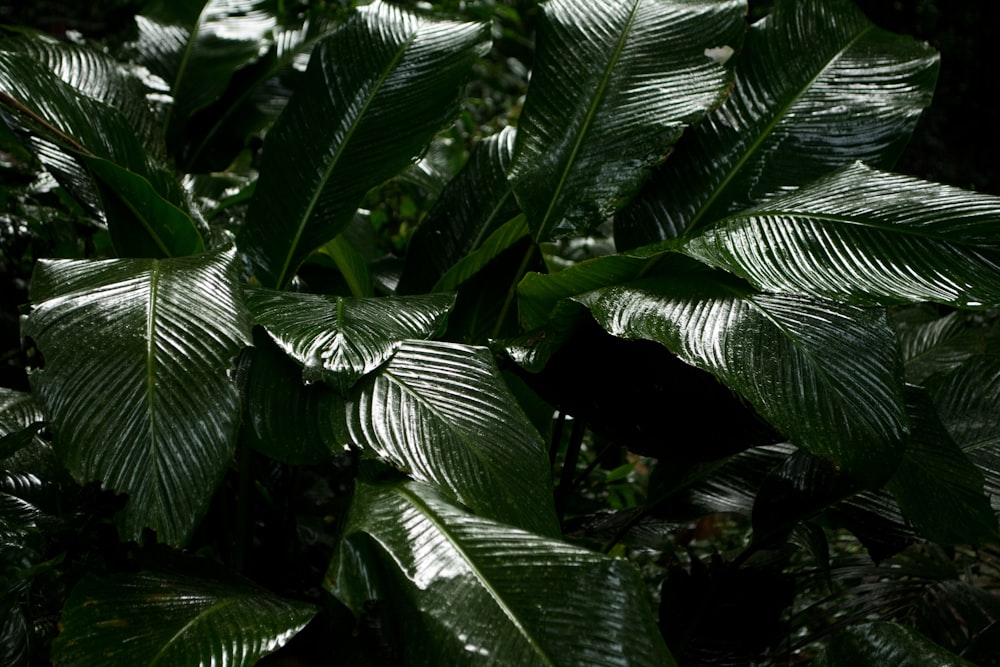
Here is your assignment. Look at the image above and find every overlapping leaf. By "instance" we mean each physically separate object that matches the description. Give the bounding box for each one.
[53,568,315,667]
[575,272,908,487]
[238,1,489,287]
[329,480,675,666]
[683,163,1000,308]
[347,340,559,536]
[399,126,520,294]
[23,246,252,545]
[130,0,276,148]
[0,51,202,257]
[509,0,744,242]
[814,622,975,667]
[245,289,453,392]
[616,0,939,247]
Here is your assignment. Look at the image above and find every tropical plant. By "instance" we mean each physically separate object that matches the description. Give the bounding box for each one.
[1,0,999,664]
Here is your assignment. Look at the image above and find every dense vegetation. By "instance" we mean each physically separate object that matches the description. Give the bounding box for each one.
[2,0,999,665]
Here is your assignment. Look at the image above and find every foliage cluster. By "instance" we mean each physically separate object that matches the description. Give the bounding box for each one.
[2,0,1000,665]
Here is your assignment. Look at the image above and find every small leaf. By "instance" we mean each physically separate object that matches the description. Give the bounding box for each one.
[245,288,453,392]
[814,622,975,667]
[509,0,745,241]
[576,272,908,487]
[52,568,315,667]
[683,163,1000,308]
[616,0,938,246]
[23,246,252,546]
[347,340,559,536]
[329,480,675,667]
[238,1,489,287]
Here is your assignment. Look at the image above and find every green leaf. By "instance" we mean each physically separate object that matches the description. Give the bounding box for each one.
[329,480,675,667]
[1,28,164,149]
[320,233,374,298]
[130,0,276,148]
[52,568,315,667]
[399,126,520,294]
[925,353,1000,453]
[348,340,559,536]
[238,1,489,287]
[616,0,939,247]
[576,272,908,487]
[885,387,997,545]
[84,155,204,258]
[510,0,744,242]
[683,163,1000,308]
[238,330,346,464]
[432,214,529,293]
[814,622,975,667]
[0,388,44,440]
[23,246,252,546]
[245,289,453,392]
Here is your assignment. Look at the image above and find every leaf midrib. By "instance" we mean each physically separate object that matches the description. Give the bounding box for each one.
[531,0,642,243]
[681,23,875,238]
[397,485,558,667]
[274,31,416,288]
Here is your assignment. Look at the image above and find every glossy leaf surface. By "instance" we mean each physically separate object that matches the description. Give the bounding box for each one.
[238,1,489,287]
[23,247,252,545]
[400,126,520,294]
[510,0,744,241]
[683,163,1000,308]
[348,340,559,536]
[576,273,908,486]
[432,215,528,293]
[814,622,975,667]
[329,480,674,666]
[53,568,315,667]
[616,0,938,246]
[245,289,453,392]
[130,0,276,147]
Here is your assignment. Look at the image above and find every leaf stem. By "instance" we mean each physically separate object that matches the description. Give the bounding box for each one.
[490,242,536,339]
[555,417,586,522]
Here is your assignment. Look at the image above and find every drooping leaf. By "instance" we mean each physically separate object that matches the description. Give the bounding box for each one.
[616,0,939,247]
[1,28,164,149]
[23,246,252,545]
[238,330,346,465]
[348,340,559,536]
[238,1,490,288]
[885,387,996,544]
[245,288,453,392]
[893,308,979,383]
[129,0,276,149]
[329,479,675,667]
[576,272,908,487]
[0,51,202,257]
[813,622,975,667]
[399,126,520,294]
[432,214,528,293]
[683,163,1000,308]
[52,568,315,667]
[509,0,744,242]
[0,389,44,440]
[925,353,1000,453]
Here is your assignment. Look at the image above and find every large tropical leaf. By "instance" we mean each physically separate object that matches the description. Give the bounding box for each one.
[399,126,520,294]
[0,51,202,258]
[238,1,490,288]
[245,289,453,392]
[329,479,675,666]
[814,622,975,667]
[682,163,1000,308]
[129,0,276,149]
[1,28,163,149]
[616,0,939,247]
[52,567,315,667]
[509,0,744,242]
[575,272,908,487]
[22,246,252,545]
[347,340,558,536]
